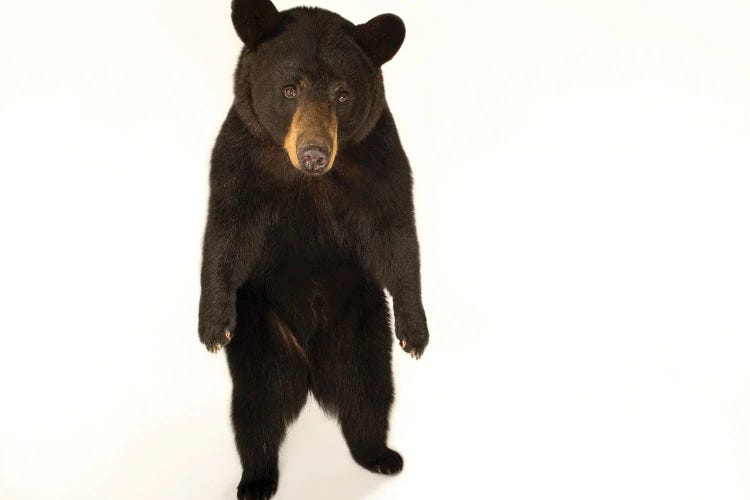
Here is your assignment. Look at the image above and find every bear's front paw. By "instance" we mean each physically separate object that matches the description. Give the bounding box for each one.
[203,326,233,353]
[396,319,429,360]
[198,315,235,353]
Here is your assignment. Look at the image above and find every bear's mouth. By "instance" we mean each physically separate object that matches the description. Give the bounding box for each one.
[284,100,338,176]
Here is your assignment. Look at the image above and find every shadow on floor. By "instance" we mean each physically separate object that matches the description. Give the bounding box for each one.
[107,396,388,499]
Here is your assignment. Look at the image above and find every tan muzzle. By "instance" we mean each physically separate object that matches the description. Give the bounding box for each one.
[283,100,338,175]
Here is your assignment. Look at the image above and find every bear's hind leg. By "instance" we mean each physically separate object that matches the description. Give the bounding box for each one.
[309,285,403,475]
[226,290,309,500]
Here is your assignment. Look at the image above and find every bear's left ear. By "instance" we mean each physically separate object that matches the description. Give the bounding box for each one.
[231,0,282,48]
[354,14,406,66]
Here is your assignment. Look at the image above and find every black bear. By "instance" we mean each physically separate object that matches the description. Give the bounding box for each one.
[198,1,429,498]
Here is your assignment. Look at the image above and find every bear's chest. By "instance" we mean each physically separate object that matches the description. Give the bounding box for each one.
[263,179,369,265]
[254,191,365,311]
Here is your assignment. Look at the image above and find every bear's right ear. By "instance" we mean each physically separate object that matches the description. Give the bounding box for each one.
[231,0,282,48]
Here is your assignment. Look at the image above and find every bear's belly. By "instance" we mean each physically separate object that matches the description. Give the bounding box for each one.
[253,231,371,335]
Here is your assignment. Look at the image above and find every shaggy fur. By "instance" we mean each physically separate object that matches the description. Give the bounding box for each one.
[198,1,428,498]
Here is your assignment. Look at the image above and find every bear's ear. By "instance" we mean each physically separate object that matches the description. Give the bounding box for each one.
[354,14,406,66]
[231,0,282,48]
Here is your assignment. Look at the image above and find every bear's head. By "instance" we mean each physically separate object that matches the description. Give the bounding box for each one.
[230,0,405,175]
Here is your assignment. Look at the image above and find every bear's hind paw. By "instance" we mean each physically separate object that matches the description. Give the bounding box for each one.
[356,448,404,476]
[237,477,278,500]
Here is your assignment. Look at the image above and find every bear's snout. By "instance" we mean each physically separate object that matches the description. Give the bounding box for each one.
[283,99,338,175]
[297,144,330,175]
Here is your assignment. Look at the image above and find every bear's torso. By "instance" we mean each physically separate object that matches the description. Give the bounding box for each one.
[213,108,405,334]
[256,160,385,332]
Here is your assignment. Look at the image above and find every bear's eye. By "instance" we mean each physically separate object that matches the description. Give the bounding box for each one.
[337,91,350,103]
[282,85,298,99]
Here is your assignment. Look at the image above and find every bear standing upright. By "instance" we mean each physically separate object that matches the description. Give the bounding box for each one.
[198,1,429,498]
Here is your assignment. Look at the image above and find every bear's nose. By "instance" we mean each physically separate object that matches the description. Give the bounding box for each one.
[297,145,330,174]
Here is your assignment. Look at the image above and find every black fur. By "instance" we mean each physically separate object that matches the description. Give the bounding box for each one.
[198,2,428,498]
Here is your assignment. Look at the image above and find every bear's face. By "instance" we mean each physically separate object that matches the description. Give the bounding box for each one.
[231,1,405,175]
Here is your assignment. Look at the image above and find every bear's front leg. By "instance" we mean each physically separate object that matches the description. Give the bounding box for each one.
[198,220,247,353]
[198,183,267,353]
[372,224,430,359]
[198,283,236,353]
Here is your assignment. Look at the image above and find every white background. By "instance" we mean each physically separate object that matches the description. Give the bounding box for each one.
[1,0,749,498]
